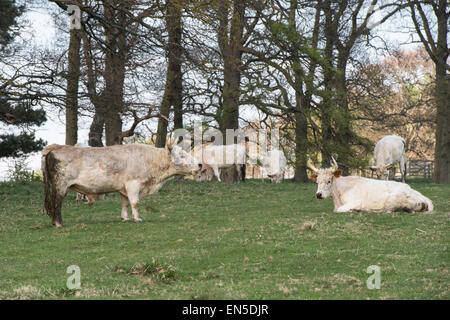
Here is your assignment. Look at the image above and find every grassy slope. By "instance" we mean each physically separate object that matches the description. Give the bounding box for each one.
[0,178,448,299]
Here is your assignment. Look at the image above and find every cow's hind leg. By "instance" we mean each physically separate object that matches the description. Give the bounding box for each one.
[389,166,396,180]
[52,190,68,227]
[120,194,130,222]
[125,181,142,223]
[400,157,407,182]
[213,166,221,182]
[87,195,95,207]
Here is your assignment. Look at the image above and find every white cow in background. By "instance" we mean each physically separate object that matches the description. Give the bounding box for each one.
[309,158,433,213]
[370,135,407,182]
[194,144,246,182]
[260,149,286,183]
[76,192,105,205]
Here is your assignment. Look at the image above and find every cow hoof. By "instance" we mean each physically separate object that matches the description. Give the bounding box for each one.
[121,218,130,222]
[135,219,142,223]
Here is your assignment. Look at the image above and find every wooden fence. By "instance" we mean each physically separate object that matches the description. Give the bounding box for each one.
[357,159,434,179]
[407,159,434,178]
[246,160,434,180]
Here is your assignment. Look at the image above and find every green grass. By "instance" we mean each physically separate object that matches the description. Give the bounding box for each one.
[0,178,448,299]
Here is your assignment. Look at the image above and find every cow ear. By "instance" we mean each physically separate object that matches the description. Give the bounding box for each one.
[386,164,394,169]
[334,170,342,178]
[311,174,317,182]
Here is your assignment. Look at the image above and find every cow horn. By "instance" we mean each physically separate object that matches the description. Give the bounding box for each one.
[307,159,319,173]
[331,157,338,171]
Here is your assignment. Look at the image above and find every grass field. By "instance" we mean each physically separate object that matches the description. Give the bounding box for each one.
[0,178,448,299]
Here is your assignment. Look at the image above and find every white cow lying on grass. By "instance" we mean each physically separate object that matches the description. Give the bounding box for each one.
[194,143,246,182]
[309,158,433,213]
[371,135,407,182]
[260,149,287,183]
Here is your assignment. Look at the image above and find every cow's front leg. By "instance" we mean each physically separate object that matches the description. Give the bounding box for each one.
[213,166,221,182]
[120,194,130,222]
[334,202,358,213]
[76,192,82,204]
[274,174,282,183]
[125,181,142,223]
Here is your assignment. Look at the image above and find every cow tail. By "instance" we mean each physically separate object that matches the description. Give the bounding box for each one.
[42,151,56,218]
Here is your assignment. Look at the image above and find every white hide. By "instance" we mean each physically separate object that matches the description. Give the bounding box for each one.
[198,144,246,182]
[260,150,287,183]
[313,168,433,213]
[372,135,407,181]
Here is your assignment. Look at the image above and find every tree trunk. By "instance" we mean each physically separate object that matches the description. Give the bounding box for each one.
[334,55,353,175]
[434,70,450,184]
[172,0,183,130]
[218,0,244,134]
[155,86,171,148]
[433,0,449,183]
[65,28,81,145]
[156,0,184,146]
[103,2,126,146]
[220,164,240,183]
[216,0,245,182]
[294,110,308,182]
[294,91,308,182]
[290,0,308,182]
[320,1,336,167]
[88,110,105,147]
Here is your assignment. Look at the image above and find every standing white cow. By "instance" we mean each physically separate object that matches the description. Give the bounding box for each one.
[260,149,287,183]
[42,143,202,227]
[371,135,407,182]
[194,144,246,182]
[309,158,433,213]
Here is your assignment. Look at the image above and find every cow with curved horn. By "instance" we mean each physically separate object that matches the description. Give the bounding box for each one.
[308,157,433,213]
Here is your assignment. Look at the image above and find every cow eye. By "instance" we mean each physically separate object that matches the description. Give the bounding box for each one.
[328,180,331,184]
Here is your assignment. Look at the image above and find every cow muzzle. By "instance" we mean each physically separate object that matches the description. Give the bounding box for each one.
[316,192,323,199]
